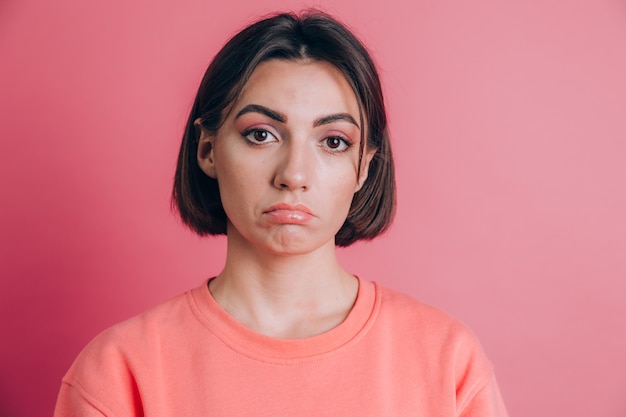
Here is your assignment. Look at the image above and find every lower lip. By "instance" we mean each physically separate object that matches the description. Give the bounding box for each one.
[264,209,313,224]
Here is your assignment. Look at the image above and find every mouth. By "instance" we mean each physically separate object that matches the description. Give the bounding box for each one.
[263,203,314,224]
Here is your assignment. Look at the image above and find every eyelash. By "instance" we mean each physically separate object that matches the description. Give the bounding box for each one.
[241,128,353,153]
[241,128,277,145]
[322,136,352,152]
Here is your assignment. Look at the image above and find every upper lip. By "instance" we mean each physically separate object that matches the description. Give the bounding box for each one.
[264,203,314,215]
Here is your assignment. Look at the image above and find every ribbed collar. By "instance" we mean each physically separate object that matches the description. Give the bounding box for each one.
[188,276,379,364]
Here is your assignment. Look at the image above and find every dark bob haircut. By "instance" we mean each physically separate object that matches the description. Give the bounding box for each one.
[172,10,396,247]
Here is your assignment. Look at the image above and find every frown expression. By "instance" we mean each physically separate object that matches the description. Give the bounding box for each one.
[197,59,374,255]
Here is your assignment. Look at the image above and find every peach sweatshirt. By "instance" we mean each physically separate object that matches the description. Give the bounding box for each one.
[54,278,508,416]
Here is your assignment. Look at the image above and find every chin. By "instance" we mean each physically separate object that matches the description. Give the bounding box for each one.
[257,232,334,257]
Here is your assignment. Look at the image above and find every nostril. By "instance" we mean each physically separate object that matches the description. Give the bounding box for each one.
[276,181,307,191]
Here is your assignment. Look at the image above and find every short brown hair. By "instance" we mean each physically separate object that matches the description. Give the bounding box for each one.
[172,10,396,247]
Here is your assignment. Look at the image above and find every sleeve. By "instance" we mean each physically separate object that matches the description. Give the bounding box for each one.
[457,374,509,417]
[53,381,111,417]
[53,326,144,417]
[441,318,509,417]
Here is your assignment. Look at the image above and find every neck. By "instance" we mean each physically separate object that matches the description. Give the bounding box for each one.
[209,227,358,339]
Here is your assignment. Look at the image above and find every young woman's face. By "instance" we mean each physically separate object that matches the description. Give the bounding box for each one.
[197,59,374,255]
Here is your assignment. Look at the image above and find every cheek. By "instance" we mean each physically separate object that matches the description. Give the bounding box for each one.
[216,168,255,203]
[325,156,360,184]
[213,141,253,185]
[213,156,257,209]
[320,166,360,208]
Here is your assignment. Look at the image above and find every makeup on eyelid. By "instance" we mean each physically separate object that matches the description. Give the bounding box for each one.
[238,119,356,152]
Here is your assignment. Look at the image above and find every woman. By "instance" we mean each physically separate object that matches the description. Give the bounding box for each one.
[55,11,508,416]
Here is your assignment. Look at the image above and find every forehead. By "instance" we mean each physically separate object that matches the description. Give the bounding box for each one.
[233,59,361,122]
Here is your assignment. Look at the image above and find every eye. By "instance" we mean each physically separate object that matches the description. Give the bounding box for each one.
[322,136,351,152]
[242,128,278,144]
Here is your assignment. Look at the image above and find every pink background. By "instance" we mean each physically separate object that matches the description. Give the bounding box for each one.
[1,0,625,415]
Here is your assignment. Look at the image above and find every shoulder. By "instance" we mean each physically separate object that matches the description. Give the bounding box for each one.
[99,288,192,344]
[371,282,502,413]
[63,286,197,382]
[57,287,203,415]
[374,282,474,337]
[372,281,493,372]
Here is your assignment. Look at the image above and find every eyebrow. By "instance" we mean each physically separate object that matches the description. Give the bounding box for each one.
[236,104,286,123]
[235,104,360,130]
[314,113,360,130]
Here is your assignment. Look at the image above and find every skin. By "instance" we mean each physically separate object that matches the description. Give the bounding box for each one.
[196,59,375,339]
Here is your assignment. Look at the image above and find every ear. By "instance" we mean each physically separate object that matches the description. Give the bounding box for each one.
[355,147,377,192]
[195,118,217,179]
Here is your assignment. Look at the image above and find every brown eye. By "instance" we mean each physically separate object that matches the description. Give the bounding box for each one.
[253,130,268,142]
[327,137,341,149]
[323,136,350,152]
[243,128,278,144]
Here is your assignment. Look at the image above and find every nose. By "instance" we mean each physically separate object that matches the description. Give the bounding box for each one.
[273,139,312,191]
